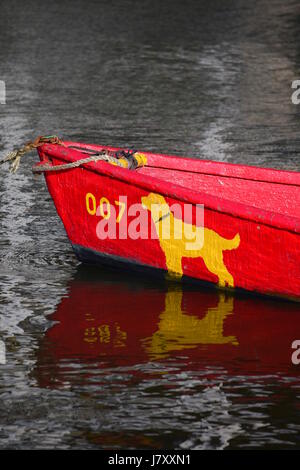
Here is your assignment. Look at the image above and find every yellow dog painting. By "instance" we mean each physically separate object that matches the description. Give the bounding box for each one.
[141,193,240,287]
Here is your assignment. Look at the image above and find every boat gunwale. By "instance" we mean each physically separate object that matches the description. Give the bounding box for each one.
[64,141,300,186]
[38,142,300,235]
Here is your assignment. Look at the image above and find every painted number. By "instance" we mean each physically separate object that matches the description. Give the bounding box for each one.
[86,193,97,215]
[99,197,111,219]
[115,200,126,223]
[85,192,126,223]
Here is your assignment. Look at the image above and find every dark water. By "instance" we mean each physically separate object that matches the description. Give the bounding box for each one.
[0,0,300,450]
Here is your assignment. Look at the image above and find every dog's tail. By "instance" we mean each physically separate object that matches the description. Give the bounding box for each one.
[223,233,240,250]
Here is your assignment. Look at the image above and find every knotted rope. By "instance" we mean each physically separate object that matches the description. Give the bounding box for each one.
[0,135,64,174]
[0,135,147,174]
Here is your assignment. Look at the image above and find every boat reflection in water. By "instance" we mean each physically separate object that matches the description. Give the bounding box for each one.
[35,265,300,389]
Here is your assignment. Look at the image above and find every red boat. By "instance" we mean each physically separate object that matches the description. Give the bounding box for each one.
[3,136,300,300]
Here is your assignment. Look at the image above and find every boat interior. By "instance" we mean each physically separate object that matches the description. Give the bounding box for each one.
[138,164,300,219]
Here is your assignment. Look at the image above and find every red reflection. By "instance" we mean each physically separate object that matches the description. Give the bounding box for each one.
[35,267,300,388]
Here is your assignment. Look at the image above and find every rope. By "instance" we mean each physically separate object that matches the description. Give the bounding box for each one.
[0,135,147,174]
[0,135,64,174]
[32,153,125,173]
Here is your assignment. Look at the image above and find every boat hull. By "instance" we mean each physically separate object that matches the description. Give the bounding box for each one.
[37,142,300,301]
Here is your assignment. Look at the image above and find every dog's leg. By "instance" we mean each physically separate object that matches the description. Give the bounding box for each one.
[164,249,183,280]
[216,262,234,287]
[218,271,234,288]
[202,254,235,288]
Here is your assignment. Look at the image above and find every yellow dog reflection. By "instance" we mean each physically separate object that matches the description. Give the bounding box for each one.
[141,193,240,287]
[143,290,238,359]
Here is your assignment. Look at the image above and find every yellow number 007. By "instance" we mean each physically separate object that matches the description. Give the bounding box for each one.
[85,193,125,223]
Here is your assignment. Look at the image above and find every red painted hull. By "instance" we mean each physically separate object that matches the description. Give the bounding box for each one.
[37,141,300,300]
